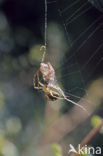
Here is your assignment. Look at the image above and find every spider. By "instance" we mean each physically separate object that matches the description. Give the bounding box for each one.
[33,47,88,114]
[33,62,62,101]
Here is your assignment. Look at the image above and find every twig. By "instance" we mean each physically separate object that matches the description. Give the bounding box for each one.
[71,120,103,156]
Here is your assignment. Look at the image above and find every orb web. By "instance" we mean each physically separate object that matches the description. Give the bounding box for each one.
[47,0,103,103]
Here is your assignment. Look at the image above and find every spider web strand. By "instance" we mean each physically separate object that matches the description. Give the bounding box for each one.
[61,0,81,14]
[66,1,88,23]
[42,0,47,62]
[72,15,103,45]
[55,22,103,72]
[66,6,92,25]
[82,42,103,70]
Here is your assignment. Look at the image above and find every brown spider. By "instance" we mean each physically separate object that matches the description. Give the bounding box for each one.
[33,62,62,101]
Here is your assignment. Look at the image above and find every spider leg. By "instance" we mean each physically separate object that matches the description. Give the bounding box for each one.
[33,70,41,90]
[37,70,45,89]
[33,73,37,88]
[33,69,45,90]
[42,86,62,101]
[42,85,49,93]
[36,70,41,88]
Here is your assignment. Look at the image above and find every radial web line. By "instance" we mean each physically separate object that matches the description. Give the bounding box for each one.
[64,90,91,104]
[68,23,103,63]
[64,87,87,94]
[66,1,88,23]
[61,0,81,13]
[64,90,82,100]
[72,15,103,45]
[66,6,92,25]
[55,16,103,71]
[82,42,103,70]
[57,70,81,80]
[55,22,103,72]
[88,57,103,79]
[68,87,86,93]
[73,23,103,55]
[56,63,78,72]
[58,8,72,45]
